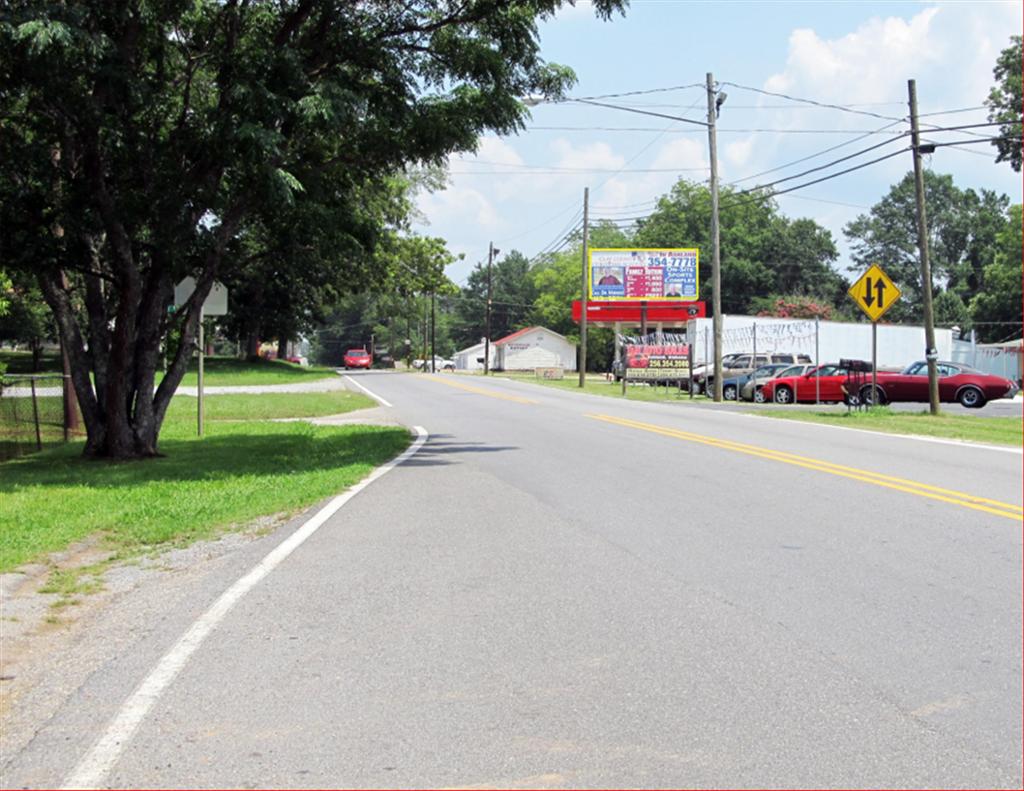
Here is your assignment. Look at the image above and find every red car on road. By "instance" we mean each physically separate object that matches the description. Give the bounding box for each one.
[855,360,1018,409]
[343,348,372,369]
[760,363,858,404]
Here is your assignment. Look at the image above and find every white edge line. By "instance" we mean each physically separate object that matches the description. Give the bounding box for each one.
[344,374,393,408]
[735,410,1023,455]
[60,426,429,790]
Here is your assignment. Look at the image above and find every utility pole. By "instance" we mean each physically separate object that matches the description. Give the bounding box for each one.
[908,79,940,415]
[430,290,436,373]
[579,187,590,388]
[484,242,497,375]
[706,72,724,402]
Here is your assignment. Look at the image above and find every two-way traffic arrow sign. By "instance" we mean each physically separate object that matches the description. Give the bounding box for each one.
[849,264,901,322]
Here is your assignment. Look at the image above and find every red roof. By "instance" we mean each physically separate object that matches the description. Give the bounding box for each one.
[494,326,539,345]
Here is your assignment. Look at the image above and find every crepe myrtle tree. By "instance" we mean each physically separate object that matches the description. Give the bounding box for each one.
[0,0,627,459]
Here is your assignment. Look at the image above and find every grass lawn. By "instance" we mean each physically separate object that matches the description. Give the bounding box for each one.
[754,406,1022,446]
[177,356,338,386]
[0,350,64,374]
[1,389,408,573]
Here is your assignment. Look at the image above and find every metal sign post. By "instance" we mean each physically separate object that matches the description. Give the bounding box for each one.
[848,263,901,406]
[174,278,229,437]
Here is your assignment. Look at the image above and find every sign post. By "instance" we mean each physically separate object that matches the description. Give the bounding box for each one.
[848,263,901,404]
[174,278,228,436]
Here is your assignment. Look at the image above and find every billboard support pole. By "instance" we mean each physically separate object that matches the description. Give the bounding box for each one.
[579,187,589,388]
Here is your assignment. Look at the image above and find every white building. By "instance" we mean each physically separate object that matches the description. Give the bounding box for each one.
[685,315,953,369]
[494,326,577,371]
[454,340,491,371]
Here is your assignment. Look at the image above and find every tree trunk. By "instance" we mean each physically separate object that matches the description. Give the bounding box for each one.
[277,336,288,360]
[246,332,260,360]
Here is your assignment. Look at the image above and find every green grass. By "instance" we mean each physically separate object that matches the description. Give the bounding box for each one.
[164,389,372,423]
[754,406,1023,446]
[177,356,338,387]
[0,350,63,374]
[0,390,409,572]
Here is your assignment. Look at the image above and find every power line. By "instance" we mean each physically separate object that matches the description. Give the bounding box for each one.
[732,132,910,196]
[720,81,905,123]
[523,125,909,134]
[726,119,907,185]
[571,84,705,101]
[719,146,911,211]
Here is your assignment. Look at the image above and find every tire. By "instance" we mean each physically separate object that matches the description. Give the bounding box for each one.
[957,386,986,409]
[774,385,794,404]
[723,384,737,400]
[859,385,886,406]
[754,387,766,403]
[843,393,861,407]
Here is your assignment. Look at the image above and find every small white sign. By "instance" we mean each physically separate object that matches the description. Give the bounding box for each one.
[174,277,229,316]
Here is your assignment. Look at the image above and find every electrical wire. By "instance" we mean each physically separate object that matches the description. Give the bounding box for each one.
[719,146,911,211]
[725,119,907,185]
[720,81,906,123]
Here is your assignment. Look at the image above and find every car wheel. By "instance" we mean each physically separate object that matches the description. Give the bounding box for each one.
[723,384,737,400]
[774,385,793,404]
[843,393,861,406]
[957,386,986,408]
[753,387,766,403]
[859,385,886,406]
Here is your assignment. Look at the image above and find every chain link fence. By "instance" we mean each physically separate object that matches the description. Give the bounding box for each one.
[0,374,82,460]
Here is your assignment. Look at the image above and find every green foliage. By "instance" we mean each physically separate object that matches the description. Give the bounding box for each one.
[452,249,537,349]
[634,180,844,314]
[844,172,1011,322]
[986,35,1023,172]
[0,0,627,457]
[751,295,834,320]
[0,271,54,370]
[969,204,1023,342]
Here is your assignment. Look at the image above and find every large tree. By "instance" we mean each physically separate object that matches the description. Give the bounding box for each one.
[634,179,843,314]
[843,171,1010,323]
[451,249,536,349]
[986,35,1022,172]
[969,204,1023,343]
[0,0,627,458]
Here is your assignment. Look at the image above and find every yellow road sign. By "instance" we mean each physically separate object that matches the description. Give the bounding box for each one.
[849,264,901,321]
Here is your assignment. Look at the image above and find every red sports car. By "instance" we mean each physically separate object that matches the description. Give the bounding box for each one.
[760,363,858,404]
[853,360,1018,409]
[343,348,372,369]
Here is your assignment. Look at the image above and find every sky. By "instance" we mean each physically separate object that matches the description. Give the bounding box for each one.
[412,0,1023,286]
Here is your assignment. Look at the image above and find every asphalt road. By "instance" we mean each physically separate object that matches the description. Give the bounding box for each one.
[3,371,1021,789]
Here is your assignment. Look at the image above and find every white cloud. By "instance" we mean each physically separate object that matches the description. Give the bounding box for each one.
[765,8,942,103]
[416,184,501,231]
[552,138,626,171]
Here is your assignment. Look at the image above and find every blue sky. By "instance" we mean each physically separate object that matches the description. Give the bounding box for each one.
[413,0,1022,286]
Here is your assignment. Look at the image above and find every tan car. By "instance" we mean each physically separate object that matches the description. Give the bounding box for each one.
[694,352,813,395]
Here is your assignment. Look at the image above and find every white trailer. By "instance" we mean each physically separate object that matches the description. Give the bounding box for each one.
[685,316,952,369]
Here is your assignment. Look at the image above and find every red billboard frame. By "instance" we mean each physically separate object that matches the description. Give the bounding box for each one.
[572,300,706,325]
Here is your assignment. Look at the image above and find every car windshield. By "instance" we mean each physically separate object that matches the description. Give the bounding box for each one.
[775,365,802,378]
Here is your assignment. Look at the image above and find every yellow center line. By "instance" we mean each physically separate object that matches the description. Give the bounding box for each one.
[425,375,539,405]
[588,413,1023,521]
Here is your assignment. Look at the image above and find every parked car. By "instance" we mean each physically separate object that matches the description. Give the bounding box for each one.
[413,355,455,371]
[694,352,814,395]
[343,348,372,369]
[854,360,1019,409]
[760,362,865,404]
[678,353,744,391]
[719,363,791,401]
[742,363,817,402]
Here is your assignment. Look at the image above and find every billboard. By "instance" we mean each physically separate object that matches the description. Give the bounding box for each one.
[619,333,690,381]
[589,248,699,302]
